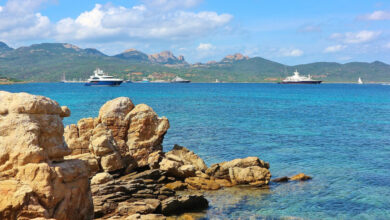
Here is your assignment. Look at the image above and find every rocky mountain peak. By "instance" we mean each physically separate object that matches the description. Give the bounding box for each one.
[123,48,138,53]
[222,53,249,62]
[148,51,186,64]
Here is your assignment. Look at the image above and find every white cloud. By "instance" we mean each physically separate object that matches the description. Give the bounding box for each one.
[331,30,381,44]
[0,0,51,41]
[197,43,215,51]
[55,3,233,42]
[142,0,202,11]
[385,42,390,49]
[280,48,303,57]
[324,45,346,53]
[360,10,390,20]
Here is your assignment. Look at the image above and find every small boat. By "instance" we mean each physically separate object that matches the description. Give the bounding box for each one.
[84,68,123,86]
[358,77,363,84]
[279,70,321,84]
[171,76,190,83]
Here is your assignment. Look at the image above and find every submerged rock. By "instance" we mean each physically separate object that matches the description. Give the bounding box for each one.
[290,173,312,181]
[161,195,209,215]
[271,176,289,182]
[0,91,93,220]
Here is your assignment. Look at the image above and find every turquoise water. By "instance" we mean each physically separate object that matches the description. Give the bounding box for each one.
[2,83,390,219]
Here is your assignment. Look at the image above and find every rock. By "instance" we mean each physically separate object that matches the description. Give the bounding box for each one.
[229,166,271,186]
[60,106,71,117]
[127,104,169,167]
[91,172,114,185]
[164,181,188,191]
[271,176,289,183]
[89,124,125,172]
[116,199,161,215]
[97,97,134,154]
[159,145,206,179]
[122,169,164,181]
[148,150,164,169]
[206,157,270,180]
[0,91,93,220]
[166,145,207,171]
[65,153,100,177]
[126,213,166,220]
[185,177,221,190]
[64,117,95,155]
[290,173,312,181]
[161,195,208,215]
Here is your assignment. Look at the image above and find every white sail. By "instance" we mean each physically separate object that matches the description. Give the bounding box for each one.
[358,77,363,84]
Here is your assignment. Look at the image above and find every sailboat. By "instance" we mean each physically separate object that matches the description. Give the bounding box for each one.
[358,77,363,84]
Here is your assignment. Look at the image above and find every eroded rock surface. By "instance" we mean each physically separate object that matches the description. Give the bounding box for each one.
[0,91,93,220]
[64,97,169,175]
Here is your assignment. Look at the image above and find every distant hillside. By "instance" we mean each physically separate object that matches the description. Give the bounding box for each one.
[0,42,389,82]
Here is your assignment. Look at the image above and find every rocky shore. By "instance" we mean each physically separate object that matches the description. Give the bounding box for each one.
[0,91,310,220]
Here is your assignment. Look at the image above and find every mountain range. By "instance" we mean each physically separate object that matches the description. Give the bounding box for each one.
[0,42,389,82]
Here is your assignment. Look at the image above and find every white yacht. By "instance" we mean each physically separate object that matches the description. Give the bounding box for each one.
[171,76,190,83]
[279,70,322,84]
[85,68,123,86]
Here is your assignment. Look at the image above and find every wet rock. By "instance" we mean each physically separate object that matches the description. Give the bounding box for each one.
[0,91,93,220]
[161,195,208,215]
[271,176,289,183]
[127,104,170,167]
[290,173,312,181]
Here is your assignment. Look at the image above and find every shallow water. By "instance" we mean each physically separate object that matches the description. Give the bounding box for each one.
[2,83,390,219]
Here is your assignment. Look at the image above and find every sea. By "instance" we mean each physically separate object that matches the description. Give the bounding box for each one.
[1,82,390,219]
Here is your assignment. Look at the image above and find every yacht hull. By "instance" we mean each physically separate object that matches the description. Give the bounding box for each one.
[84,81,123,86]
[279,81,322,84]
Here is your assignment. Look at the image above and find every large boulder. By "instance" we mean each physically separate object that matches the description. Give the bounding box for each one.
[205,157,271,186]
[159,145,206,178]
[127,104,169,167]
[64,98,169,171]
[89,124,124,172]
[0,91,93,220]
[97,97,134,154]
[161,195,208,215]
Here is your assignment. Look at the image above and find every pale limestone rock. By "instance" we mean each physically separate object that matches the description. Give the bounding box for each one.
[0,91,93,220]
[65,153,100,177]
[127,104,169,167]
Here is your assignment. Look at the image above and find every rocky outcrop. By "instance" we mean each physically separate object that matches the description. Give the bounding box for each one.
[148,51,187,65]
[91,169,208,218]
[290,173,312,181]
[64,97,169,174]
[221,53,249,62]
[127,104,169,167]
[159,145,207,179]
[0,91,93,220]
[205,157,271,186]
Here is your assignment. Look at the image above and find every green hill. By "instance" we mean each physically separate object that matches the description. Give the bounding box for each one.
[0,42,389,82]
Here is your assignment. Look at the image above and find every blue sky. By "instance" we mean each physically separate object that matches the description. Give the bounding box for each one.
[0,0,389,64]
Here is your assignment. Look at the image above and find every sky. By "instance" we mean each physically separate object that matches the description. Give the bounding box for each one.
[0,0,389,65]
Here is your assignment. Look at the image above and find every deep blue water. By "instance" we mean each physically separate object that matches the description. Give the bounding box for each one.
[2,83,390,219]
